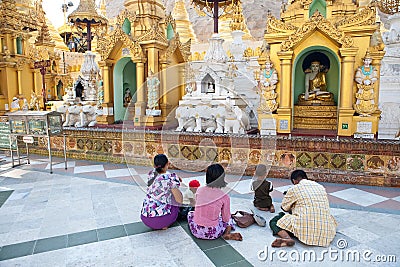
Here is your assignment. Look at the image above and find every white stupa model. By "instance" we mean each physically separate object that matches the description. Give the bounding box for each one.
[175,30,259,134]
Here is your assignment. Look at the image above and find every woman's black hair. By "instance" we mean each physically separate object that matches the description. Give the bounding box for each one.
[154,154,168,173]
[206,163,227,188]
[290,169,307,184]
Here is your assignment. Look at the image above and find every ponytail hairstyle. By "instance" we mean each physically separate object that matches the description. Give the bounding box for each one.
[154,154,168,173]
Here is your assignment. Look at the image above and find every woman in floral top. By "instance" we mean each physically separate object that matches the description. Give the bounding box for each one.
[188,164,242,241]
[141,154,183,230]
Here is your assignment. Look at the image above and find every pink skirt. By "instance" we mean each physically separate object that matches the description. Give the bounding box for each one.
[187,211,235,240]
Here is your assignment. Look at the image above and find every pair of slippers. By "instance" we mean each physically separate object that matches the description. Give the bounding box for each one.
[250,209,266,227]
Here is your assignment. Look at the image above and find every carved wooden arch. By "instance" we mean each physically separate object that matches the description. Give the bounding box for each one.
[280,11,354,52]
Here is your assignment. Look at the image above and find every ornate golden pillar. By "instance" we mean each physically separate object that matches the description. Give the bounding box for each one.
[17,70,22,96]
[338,47,358,136]
[159,59,169,117]
[97,60,114,124]
[179,65,185,99]
[370,51,385,113]
[134,61,146,125]
[276,51,293,133]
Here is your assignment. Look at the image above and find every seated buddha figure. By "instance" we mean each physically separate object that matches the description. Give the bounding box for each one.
[299,61,334,103]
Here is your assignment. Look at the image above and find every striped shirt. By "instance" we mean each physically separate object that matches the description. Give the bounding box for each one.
[277,179,337,247]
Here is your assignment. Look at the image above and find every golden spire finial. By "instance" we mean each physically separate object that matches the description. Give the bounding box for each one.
[230,1,245,31]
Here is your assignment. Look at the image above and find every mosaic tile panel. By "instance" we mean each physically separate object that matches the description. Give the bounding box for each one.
[204,147,218,162]
[248,149,261,165]
[347,154,365,171]
[167,144,180,158]
[296,152,313,168]
[366,155,385,173]
[113,140,123,155]
[231,148,249,164]
[26,130,400,187]
[181,145,201,160]
[330,154,347,170]
[218,147,232,163]
[387,156,400,174]
[276,151,296,168]
[313,152,330,169]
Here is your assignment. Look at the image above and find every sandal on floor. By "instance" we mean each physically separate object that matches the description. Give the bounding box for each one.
[250,209,266,227]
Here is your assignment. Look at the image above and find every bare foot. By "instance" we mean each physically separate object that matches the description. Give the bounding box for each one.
[223,232,243,241]
[256,207,269,212]
[271,238,295,247]
[161,227,168,230]
[270,205,275,213]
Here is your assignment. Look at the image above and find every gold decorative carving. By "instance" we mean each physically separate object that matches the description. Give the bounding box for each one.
[266,16,298,34]
[354,84,377,116]
[136,23,168,46]
[335,5,376,28]
[116,8,137,27]
[165,14,176,32]
[162,34,191,62]
[281,12,354,51]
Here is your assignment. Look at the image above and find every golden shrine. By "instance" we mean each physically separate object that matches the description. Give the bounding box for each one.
[260,0,385,136]
[0,0,71,111]
[95,0,191,127]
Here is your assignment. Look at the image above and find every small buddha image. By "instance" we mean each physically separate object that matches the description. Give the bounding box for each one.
[298,60,334,104]
[207,82,215,93]
[123,88,132,107]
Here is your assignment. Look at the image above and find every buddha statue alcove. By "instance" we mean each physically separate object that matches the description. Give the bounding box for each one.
[298,57,335,106]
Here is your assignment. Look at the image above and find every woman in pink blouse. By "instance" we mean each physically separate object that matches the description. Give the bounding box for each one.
[188,164,242,241]
[141,154,183,230]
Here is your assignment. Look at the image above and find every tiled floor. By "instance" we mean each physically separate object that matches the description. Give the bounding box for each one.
[0,154,399,266]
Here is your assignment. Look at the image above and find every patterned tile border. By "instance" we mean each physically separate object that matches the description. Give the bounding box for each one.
[19,129,400,187]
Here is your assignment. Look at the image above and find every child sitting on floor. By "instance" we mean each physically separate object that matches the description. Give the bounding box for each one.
[251,164,275,213]
[178,179,200,221]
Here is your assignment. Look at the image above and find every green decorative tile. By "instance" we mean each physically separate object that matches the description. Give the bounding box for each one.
[204,245,246,267]
[296,152,312,168]
[313,153,329,169]
[34,235,67,254]
[68,230,98,247]
[0,190,13,208]
[124,222,152,236]
[179,222,228,251]
[97,225,127,241]
[347,154,365,171]
[0,241,35,261]
[330,154,346,170]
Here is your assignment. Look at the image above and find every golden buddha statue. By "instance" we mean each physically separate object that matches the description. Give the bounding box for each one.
[298,61,334,105]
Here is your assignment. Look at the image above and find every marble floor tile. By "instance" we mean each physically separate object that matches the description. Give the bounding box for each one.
[73,165,104,174]
[105,168,136,178]
[330,188,389,207]
[227,179,253,194]
[46,161,76,170]
[338,225,380,244]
